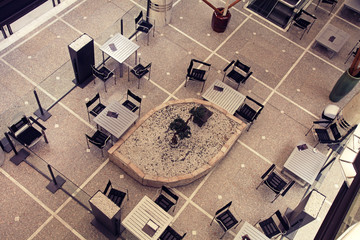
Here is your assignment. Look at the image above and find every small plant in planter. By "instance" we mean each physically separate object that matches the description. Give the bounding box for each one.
[190,104,213,127]
[169,116,191,147]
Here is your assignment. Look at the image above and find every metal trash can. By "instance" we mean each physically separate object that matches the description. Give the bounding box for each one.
[149,0,173,27]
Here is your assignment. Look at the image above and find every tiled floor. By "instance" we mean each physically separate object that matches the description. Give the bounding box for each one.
[1,0,359,239]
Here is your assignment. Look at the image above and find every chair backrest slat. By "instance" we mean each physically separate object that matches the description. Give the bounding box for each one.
[104,180,112,195]
[162,186,178,201]
[215,201,232,216]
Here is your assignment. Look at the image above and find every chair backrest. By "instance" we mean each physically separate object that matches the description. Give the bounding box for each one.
[135,11,143,24]
[261,164,276,179]
[144,62,152,70]
[187,60,194,75]
[9,116,29,134]
[91,65,107,78]
[275,210,290,232]
[86,93,100,108]
[127,90,142,104]
[329,123,341,140]
[215,201,232,216]
[161,186,179,202]
[266,172,287,193]
[234,60,250,73]
[104,180,112,195]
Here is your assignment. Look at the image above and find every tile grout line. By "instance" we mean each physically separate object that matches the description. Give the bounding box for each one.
[0,168,86,240]
[238,140,273,165]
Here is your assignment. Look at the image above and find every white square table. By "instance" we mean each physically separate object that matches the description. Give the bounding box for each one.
[100,33,140,77]
[93,101,138,139]
[234,221,270,240]
[122,195,173,240]
[202,80,246,115]
[283,143,327,186]
[313,24,350,58]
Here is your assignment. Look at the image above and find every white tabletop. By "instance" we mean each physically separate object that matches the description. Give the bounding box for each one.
[202,80,246,115]
[93,101,138,139]
[284,143,327,185]
[100,33,139,64]
[234,221,270,240]
[122,196,173,240]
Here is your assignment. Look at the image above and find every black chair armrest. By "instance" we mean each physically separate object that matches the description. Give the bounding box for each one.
[246,95,264,108]
[302,10,317,19]
[29,116,46,130]
[261,164,275,179]
[192,59,211,67]
[223,60,235,72]
[313,120,332,125]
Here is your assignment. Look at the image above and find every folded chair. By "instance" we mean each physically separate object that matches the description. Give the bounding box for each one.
[185,59,211,92]
[85,130,111,157]
[256,164,295,203]
[154,186,178,212]
[256,210,290,238]
[159,226,186,240]
[8,115,48,148]
[210,201,241,239]
[91,64,116,92]
[287,9,317,40]
[223,60,252,90]
[128,58,152,89]
[86,93,106,122]
[103,180,128,208]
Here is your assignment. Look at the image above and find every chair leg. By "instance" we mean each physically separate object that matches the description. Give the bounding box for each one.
[220,230,227,239]
[147,33,149,46]
[184,77,188,87]
[104,82,107,92]
[315,0,320,10]
[305,126,313,136]
[201,82,205,92]
[300,29,306,40]
[271,193,281,203]
[138,77,140,89]
[210,216,216,226]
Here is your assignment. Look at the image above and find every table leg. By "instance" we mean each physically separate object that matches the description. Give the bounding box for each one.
[102,52,105,65]
[119,63,123,78]
[135,50,138,65]
[329,50,335,59]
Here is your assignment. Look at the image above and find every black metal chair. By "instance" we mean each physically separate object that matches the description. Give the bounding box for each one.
[315,0,338,15]
[122,89,142,117]
[287,9,317,40]
[154,186,178,212]
[256,164,295,203]
[135,11,154,45]
[256,210,290,238]
[103,180,128,208]
[234,96,264,131]
[210,201,241,239]
[306,121,357,148]
[8,115,48,148]
[159,226,186,240]
[91,64,115,92]
[85,93,106,122]
[345,40,360,64]
[85,130,111,157]
[185,59,211,92]
[222,60,252,90]
[128,58,152,89]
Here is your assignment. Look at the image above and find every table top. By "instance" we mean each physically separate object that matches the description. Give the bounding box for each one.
[93,101,138,139]
[234,221,270,240]
[284,143,327,185]
[344,0,360,14]
[202,80,246,115]
[315,24,350,53]
[100,33,140,63]
[122,195,173,240]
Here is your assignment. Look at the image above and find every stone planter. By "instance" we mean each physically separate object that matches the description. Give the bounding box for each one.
[329,69,360,102]
[211,8,231,33]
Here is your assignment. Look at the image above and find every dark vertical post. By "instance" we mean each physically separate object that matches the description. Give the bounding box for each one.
[48,164,58,185]
[5,132,30,165]
[34,90,44,115]
[52,0,55,7]
[4,132,17,155]
[34,90,52,121]
[120,19,123,35]
[146,0,151,21]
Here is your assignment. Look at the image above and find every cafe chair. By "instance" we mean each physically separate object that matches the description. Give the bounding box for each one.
[256,164,295,203]
[91,64,116,93]
[8,115,48,148]
[159,226,186,240]
[103,180,129,208]
[185,59,211,92]
[315,0,338,15]
[128,58,152,89]
[85,130,111,157]
[154,186,179,212]
[86,93,106,123]
[210,201,241,239]
[287,9,317,40]
[234,96,264,131]
[255,210,290,238]
[222,60,253,90]
[122,89,142,117]
[135,11,154,45]
[345,40,360,64]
